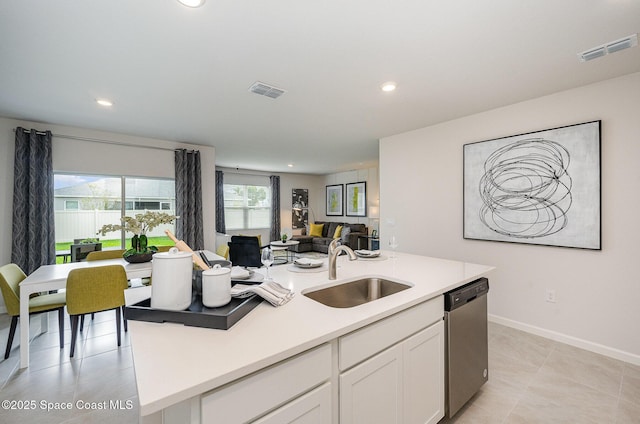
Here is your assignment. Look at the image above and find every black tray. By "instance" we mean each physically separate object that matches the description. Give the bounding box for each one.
[125,293,263,330]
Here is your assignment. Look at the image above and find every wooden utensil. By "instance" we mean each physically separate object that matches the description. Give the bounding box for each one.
[165,230,210,270]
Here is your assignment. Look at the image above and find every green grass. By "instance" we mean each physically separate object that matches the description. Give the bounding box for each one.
[55,236,173,264]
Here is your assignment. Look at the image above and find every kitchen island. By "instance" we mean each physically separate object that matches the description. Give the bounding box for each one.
[128,251,494,424]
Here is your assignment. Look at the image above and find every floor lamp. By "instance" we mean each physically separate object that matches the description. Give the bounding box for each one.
[293,202,316,234]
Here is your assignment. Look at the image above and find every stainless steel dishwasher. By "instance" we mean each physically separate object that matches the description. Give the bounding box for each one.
[444,277,489,418]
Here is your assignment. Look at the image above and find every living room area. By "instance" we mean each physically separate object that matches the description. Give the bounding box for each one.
[214,165,379,261]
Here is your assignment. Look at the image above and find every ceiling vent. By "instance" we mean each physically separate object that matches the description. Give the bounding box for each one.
[248,81,286,99]
[579,34,638,62]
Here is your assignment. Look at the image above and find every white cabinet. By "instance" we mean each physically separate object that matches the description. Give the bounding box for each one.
[403,321,445,424]
[253,383,332,424]
[340,343,403,424]
[339,299,445,424]
[201,344,331,424]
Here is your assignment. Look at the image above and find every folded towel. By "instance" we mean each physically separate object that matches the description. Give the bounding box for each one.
[231,281,294,307]
[230,266,250,279]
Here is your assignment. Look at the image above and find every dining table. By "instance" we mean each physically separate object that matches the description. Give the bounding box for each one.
[18,250,223,369]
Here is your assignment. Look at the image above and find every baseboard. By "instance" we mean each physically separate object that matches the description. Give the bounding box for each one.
[489,314,640,366]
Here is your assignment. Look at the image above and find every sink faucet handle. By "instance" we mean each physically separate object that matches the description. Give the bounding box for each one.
[328,238,341,255]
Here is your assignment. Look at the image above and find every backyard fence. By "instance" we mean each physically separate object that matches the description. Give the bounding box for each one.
[54,210,176,243]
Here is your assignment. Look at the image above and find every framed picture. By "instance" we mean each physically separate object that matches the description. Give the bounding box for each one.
[292,188,308,229]
[346,181,367,217]
[463,120,601,250]
[326,184,343,216]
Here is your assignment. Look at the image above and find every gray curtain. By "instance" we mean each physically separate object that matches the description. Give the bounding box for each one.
[215,170,226,234]
[12,128,56,274]
[270,175,280,242]
[175,149,204,250]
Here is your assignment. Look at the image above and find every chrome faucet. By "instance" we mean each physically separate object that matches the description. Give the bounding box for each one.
[328,238,357,280]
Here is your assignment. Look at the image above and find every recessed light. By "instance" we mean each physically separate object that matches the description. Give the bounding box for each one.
[287,163,294,168]
[381,82,397,92]
[177,0,205,7]
[96,99,113,107]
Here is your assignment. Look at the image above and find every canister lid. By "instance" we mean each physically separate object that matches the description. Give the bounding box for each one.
[203,264,231,276]
[152,248,193,260]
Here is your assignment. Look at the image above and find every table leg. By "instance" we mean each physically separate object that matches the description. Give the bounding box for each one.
[19,288,31,368]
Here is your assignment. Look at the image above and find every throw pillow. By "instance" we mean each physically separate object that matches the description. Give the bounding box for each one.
[341,226,351,244]
[333,225,343,239]
[309,223,324,237]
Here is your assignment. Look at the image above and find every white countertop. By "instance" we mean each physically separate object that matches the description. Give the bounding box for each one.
[129,251,494,416]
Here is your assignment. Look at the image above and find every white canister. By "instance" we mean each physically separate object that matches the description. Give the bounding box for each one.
[151,247,193,311]
[202,264,232,308]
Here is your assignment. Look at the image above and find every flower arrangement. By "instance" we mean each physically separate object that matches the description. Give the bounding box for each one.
[97,211,178,258]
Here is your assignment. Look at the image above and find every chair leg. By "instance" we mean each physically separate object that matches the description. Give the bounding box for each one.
[115,309,121,347]
[80,314,84,332]
[70,315,80,358]
[58,308,64,349]
[5,316,18,359]
[122,306,128,332]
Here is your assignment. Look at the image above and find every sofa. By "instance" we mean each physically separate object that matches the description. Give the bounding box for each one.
[291,221,367,254]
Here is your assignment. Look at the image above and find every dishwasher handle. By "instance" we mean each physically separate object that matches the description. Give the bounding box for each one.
[444,277,489,311]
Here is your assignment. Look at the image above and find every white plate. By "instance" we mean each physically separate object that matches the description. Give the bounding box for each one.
[294,258,323,268]
[355,250,381,258]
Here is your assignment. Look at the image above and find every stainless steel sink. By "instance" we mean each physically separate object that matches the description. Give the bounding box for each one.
[302,277,411,308]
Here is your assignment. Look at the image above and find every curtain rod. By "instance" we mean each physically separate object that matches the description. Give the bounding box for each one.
[218,167,277,177]
[13,127,186,153]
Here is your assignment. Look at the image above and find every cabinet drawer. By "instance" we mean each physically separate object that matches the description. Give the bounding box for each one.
[201,344,331,424]
[339,296,443,371]
[253,382,332,424]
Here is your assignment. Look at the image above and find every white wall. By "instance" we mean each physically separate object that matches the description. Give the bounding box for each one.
[380,72,640,364]
[0,117,216,310]
[321,167,380,233]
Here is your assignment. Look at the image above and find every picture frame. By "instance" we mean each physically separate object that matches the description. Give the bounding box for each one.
[326,184,343,216]
[346,181,367,217]
[463,120,601,250]
[291,188,308,229]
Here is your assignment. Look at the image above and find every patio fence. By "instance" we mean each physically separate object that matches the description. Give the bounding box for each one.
[54,210,176,243]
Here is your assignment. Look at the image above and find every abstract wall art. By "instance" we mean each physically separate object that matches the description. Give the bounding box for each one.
[326,184,343,216]
[463,121,601,250]
[346,182,367,217]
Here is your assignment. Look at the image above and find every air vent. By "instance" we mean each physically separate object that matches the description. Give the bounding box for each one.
[579,34,638,62]
[249,81,286,99]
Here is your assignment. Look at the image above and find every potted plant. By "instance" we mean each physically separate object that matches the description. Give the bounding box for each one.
[97,211,178,263]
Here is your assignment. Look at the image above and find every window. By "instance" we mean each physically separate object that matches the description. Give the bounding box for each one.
[223,184,271,230]
[54,174,176,252]
[64,200,79,210]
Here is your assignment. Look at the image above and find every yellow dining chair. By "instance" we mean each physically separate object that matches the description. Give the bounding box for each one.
[216,244,230,260]
[86,249,126,261]
[156,245,172,252]
[0,263,66,359]
[66,265,128,357]
[85,249,126,324]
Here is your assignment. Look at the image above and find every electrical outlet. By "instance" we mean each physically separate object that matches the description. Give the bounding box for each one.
[545,289,557,303]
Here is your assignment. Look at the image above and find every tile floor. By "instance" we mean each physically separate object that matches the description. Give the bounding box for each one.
[443,322,640,424]
[0,312,639,423]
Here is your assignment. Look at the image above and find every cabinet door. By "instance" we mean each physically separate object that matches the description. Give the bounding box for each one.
[403,321,444,424]
[340,344,403,424]
[253,383,332,424]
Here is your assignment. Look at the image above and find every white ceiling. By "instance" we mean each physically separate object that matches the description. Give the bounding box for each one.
[1,0,638,174]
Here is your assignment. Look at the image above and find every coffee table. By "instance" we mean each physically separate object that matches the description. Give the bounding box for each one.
[269,240,300,264]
